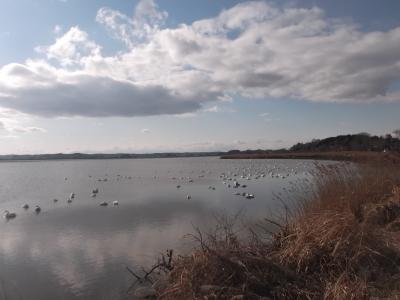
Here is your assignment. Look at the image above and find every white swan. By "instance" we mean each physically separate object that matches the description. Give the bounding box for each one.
[186,195,191,200]
[70,192,75,199]
[67,198,73,203]
[4,210,16,219]
[113,201,119,206]
[99,201,108,206]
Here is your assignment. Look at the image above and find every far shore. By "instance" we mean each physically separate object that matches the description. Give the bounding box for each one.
[220,150,400,164]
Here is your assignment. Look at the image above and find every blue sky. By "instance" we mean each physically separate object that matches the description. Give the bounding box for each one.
[0,0,399,154]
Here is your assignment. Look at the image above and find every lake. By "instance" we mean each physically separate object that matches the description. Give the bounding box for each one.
[0,157,323,300]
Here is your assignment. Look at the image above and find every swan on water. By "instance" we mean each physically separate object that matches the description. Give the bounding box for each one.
[67,198,73,203]
[99,201,108,206]
[53,198,58,203]
[4,210,16,219]
[22,204,29,209]
[113,201,119,206]
[70,193,75,199]
[186,195,191,200]
[34,206,41,213]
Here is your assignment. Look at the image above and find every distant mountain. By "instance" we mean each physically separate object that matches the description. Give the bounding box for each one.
[2,134,399,162]
[290,134,400,152]
[0,152,225,161]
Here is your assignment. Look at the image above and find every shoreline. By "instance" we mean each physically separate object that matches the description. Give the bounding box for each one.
[150,155,400,299]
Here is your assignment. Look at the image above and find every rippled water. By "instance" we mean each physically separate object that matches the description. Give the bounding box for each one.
[0,157,325,299]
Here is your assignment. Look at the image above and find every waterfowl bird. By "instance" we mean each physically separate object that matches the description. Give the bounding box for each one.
[113,201,119,206]
[186,195,191,200]
[4,210,16,219]
[53,198,58,203]
[34,206,41,213]
[92,188,99,194]
[22,204,29,209]
[176,185,181,189]
[69,193,75,199]
[99,201,108,206]
[67,198,73,203]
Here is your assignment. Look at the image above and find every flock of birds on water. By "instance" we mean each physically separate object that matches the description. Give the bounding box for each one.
[3,187,121,220]
[3,161,312,221]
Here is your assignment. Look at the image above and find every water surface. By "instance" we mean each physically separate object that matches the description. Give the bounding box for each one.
[0,157,323,299]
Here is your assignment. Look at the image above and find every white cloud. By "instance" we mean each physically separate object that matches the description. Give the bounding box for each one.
[1,1,400,119]
[0,108,46,135]
[172,112,197,119]
[10,126,46,133]
[46,26,101,66]
[96,0,167,48]
[141,128,150,133]
[203,105,219,113]
[202,105,236,113]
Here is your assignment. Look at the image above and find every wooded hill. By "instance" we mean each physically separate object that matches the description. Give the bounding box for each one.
[290,133,400,152]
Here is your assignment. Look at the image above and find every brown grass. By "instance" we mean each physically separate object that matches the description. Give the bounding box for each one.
[154,161,400,300]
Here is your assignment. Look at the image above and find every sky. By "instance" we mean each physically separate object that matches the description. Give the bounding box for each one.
[0,0,400,154]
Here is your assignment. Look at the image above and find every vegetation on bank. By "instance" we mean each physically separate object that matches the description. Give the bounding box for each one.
[222,132,400,160]
[290,132,400,152]
[221,150,400,164]
[146,159,400,299]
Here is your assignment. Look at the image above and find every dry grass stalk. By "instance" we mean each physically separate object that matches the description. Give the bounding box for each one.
[155,160,400,300]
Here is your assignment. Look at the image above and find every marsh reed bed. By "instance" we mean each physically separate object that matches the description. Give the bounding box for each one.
[146,160,400,299]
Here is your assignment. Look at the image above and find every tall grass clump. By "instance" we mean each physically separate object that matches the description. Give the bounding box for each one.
[154,161,400,300]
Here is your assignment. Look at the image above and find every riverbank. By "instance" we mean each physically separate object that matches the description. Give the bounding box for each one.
[221,150,400,164]
[152,159,400,299]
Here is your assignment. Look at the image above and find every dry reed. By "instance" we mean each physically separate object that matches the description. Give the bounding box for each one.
[154,160,400,300]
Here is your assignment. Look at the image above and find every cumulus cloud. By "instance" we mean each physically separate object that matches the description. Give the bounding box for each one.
[203,105,219,113]
[96,0,167,47]
[46,26,101,66]
[1,0,400,119]
[0,64,205,117]
[0,108,46,135]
